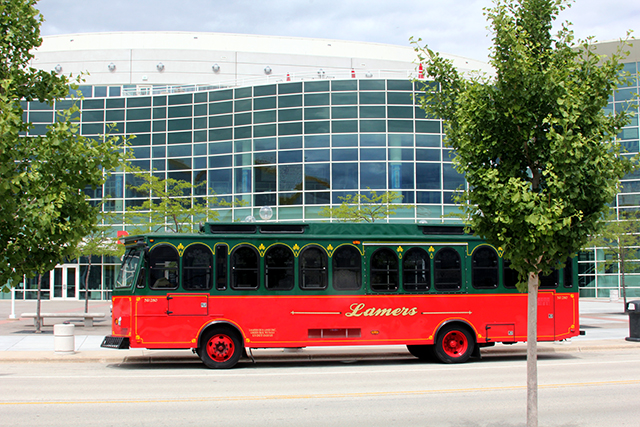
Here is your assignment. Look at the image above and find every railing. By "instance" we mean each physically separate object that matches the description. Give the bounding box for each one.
[121,69,422,97]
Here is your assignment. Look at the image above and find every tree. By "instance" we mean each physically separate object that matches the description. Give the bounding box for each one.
[589,208,640,310]
[414,1,635,425]
[123,165,239,235]
[319,191,404,222]
[0,0,125,291]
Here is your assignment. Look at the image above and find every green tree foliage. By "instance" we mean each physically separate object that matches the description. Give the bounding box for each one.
[319,191,404,222]
[414,1,635,424]
[589,208,640,309]
[123,166,238,234]
[0,0,125,290]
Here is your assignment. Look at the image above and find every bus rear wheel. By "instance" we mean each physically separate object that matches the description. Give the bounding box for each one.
[434,325,474,364]
[199,326,243,369]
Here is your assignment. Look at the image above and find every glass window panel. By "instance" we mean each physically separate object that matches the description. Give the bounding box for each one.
[332,148,358,161]
[389,162,414,189]
[126,108,151,120]
[305,107,330,120]
[209,169,232,194]
[168,105,192,118]
[304,80,330,92]
[254,97,276,110]
[278,82,302,94]
[254,166,277,192]
[209,155,232,168]
[332,92,357,105]
[278,108,302,121]
[359,79,385,90]
[279,122,303,135]
[304,93,330,106]
[210,101,232,115]
[332,163,358,189]
[360,148,386,161]
[254,110,276,124]
[278,94,303,108]
[416,163,441,189]
[305,149,330,162]
[443,163,465,190]
[279,150,302,163]
[279,164,302,192]
[360,163,386,189]
[332,106,357,119]
[360,120,386,133]
[305,163,330,190]
[332,120,358,133]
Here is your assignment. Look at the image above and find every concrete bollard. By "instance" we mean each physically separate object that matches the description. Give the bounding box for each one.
[54,323,75,354]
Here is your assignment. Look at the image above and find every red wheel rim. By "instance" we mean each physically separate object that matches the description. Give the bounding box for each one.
[206,334,235,362]
[442,331,468,358]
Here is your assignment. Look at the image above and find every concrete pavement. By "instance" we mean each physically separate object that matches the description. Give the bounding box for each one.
[0,297,638,364]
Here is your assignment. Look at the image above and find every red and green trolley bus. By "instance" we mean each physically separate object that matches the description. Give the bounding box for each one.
[102,222,579,368]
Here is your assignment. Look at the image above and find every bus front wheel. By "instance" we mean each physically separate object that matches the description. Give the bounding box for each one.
[199,327,243,369]
[434,325,474,364]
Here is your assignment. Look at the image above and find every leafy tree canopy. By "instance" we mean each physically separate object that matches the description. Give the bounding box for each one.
[0,0,125,289]
[414,0,636,288]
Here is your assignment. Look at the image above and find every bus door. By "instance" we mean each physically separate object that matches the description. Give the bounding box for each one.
[537,290,555,340]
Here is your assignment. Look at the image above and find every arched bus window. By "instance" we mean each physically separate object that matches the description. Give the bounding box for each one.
[370,248,399,292]
[332,245,362,290]
[403,247,430,291]
[231,246,259,290]
[182,244,213,291]
[299,246,328,290]
[434,247,461,291]
[472,247,499,289]
[149,245,179,290]
[265,245,295,290]
[503,259,519,289]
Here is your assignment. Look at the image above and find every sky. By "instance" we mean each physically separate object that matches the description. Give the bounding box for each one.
[35,0,639,62]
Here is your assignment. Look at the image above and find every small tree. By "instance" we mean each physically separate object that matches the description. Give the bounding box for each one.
[319,191,404,222]
[589,208,640,310]
[123,165,238,234]
[414,1,635,425]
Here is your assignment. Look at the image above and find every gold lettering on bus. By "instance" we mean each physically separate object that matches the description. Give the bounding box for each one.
[345,303,418,317]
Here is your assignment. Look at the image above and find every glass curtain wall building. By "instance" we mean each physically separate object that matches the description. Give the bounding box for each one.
[5,34,639,300]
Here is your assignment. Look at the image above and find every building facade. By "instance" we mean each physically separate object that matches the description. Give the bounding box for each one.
[5,33,640,301]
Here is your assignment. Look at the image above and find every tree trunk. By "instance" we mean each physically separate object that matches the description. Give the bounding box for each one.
[35,274,42,333]
[527,271,539,427]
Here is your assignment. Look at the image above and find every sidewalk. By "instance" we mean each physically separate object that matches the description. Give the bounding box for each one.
[0,298,637,364]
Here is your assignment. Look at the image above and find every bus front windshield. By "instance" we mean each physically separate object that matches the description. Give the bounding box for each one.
[115,249,142,289]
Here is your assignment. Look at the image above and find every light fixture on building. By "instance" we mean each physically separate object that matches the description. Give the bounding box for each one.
[54,64,62,73]
[264,66,272,75]
[212,64,220,72]
[108,62,116,71]
[157,62,165,72]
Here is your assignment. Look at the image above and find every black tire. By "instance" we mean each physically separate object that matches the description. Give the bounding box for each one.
[434,324,474,364]
[406,344,436,361]
[199,326,243,369]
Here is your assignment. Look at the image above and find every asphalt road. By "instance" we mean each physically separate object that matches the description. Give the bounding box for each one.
[1,348,640,427]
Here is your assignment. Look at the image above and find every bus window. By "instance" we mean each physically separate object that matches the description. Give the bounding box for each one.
[472,246,498,289]
[115,249,141,289]
[403,247,430,291]
[503,259,519,289]
[231,246,259,290]
[434,247,461,291]
[265,245,295,290]
[299,246,328,290]
[215,244,228,290]
[332,245,362,290]
[183,244,213,291]
[370,248,399,292]
[149,245,179,290]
